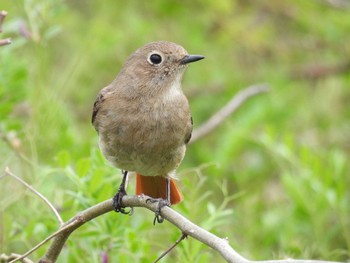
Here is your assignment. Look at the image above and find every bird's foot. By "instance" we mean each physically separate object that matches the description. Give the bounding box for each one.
[112,188,133,215]
[146,198,170,225]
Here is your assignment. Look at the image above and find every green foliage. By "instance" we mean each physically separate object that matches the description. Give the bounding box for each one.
[1,0,350,262]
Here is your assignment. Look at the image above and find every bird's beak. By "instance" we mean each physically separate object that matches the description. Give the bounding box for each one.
[180,54,205,65]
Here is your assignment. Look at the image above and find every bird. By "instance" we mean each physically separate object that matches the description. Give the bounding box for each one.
[92,41,204,223]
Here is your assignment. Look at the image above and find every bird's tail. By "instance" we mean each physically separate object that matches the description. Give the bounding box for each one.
[135,173,183,205]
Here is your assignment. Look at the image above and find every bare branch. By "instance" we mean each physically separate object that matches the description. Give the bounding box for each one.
[0,38,11,46]
[4,167,64,226]
[38,196,245,263]
[39,200,113,263]
[31,196,343,263]
[153,233,187,263]
[190,84,270,144]
[1,253,34,263]
[8,221,78,263]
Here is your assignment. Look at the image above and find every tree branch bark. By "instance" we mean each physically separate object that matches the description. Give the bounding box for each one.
[29,196,342,263]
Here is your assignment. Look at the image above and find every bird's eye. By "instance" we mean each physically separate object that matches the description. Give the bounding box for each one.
[148,53,162,65]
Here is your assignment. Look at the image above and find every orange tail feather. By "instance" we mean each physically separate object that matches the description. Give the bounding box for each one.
[135,173,183,205]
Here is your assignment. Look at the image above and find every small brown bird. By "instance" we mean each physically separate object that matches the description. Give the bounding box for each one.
[92,41,204,223]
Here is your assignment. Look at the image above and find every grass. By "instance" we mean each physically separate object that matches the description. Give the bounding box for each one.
[1,0,350,262]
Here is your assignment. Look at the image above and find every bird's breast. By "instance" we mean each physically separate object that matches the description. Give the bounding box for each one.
[98,87,190,175]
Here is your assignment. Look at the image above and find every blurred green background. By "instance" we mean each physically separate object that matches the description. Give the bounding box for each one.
[1,0,350,262]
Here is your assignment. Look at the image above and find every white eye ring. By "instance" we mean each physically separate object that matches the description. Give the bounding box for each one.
[147,51,163,65]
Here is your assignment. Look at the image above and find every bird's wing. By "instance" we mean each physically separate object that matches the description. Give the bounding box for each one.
[91,88,108,131]
[184,116,193,144]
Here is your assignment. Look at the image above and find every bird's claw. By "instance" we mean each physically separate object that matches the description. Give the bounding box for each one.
[146,198,170,225]
[113,189,133,215]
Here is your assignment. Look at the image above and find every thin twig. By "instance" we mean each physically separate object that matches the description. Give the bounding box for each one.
[0,38,11,46]
[190,83,270,144]
[8,220,78,263]
[1,253,34,263]
[4,167,64,225]
[153,232,188,263]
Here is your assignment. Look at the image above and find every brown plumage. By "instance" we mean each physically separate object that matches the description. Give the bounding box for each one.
[92,41,204,206]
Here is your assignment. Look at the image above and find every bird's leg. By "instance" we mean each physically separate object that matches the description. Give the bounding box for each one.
[113,170,133,215]
[146,177,171,225]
